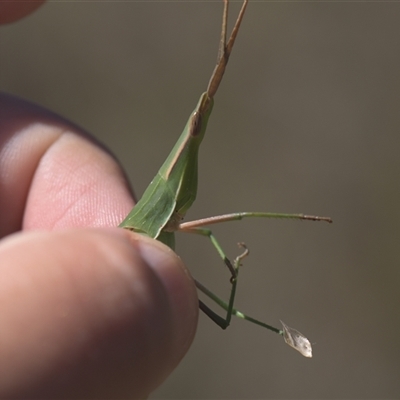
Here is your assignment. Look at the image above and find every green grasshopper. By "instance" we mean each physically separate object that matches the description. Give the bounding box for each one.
[120,0,331,357]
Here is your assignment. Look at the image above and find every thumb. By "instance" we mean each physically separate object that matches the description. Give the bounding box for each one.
[0,228,198,399]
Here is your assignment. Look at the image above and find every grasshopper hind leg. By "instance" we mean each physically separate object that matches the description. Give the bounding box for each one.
[195,243,248,330]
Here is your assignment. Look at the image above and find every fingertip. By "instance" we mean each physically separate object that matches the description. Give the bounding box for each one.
[122,230,199,365]
[0,1,46,25]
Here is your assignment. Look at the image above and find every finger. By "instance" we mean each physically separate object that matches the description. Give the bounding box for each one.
[0,228,198,399]
[0,0,46,25]
[0,93,134,236]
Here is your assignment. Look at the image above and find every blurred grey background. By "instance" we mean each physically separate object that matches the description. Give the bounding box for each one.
[1,0,400,398]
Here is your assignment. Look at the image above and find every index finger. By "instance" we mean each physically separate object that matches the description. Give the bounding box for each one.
[0,93,135,237]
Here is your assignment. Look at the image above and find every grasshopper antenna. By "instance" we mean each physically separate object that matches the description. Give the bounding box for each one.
[207,0,248,99]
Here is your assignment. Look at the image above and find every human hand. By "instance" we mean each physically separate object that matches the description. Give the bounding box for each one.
[0,0,46,24]
[0,92,197,397]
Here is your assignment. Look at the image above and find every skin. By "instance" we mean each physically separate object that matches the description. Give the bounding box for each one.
[0,5,198,398]
[0,0,46,24]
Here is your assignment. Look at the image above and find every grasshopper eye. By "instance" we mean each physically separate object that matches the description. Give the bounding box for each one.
[191,111,202,137]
